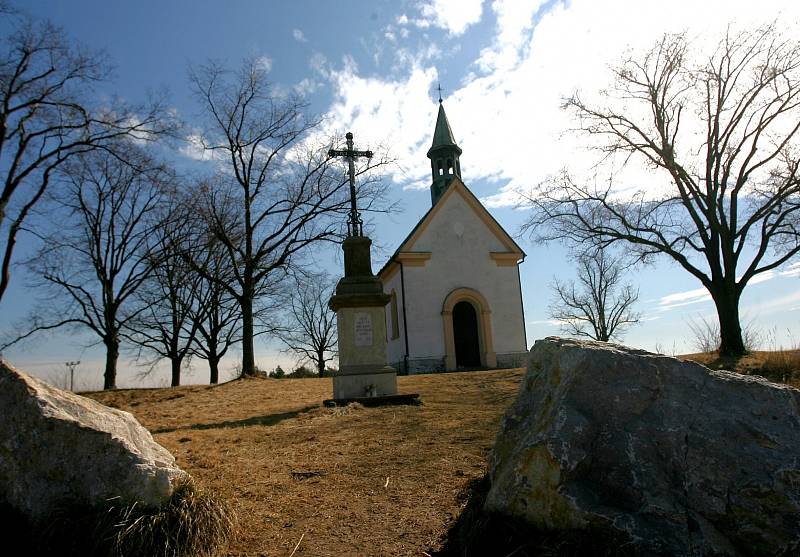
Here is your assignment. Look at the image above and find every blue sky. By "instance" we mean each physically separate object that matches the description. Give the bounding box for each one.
[2,0,799,389]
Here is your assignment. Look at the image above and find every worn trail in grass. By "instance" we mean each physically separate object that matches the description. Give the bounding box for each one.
[88,369,523,556]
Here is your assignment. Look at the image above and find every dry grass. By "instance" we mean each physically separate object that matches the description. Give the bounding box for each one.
[109,478,235,557]
[10,477,235,557]
[682,349,800,387]
[73,349,800,555]
[86,369,524,556]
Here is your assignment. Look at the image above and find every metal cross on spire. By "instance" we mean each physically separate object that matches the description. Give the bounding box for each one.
[437,82,443,103]
[328,132,373,237]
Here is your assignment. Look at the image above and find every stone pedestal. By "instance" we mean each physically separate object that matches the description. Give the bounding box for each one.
[333,307,397,399]
[329,236,398,401]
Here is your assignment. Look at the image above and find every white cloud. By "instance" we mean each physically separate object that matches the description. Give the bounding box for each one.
[310,59,439,188]
[657,286,712,310]
[294,77,319,97]
[476,0,546,73]
[392,43,442,72]
[255,56,272,73]
[747,271,777,286]
[119,114,154,145]
[179,133,213,161]
[293,29,307,43]
[527,319,561,326]
[415,0,484,36]
[318,0,800,207]
[650,262,798,314]
[742,290,800,316]
[309,52,330,79]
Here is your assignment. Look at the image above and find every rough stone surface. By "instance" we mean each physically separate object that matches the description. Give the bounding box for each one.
[486,337,800,556]
[0,360,186,522]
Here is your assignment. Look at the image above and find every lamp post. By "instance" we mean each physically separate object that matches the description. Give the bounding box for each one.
[65,360,80,392]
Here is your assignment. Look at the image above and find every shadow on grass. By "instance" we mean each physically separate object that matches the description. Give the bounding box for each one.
[153,404,319,434]
[0,479,234,557]
[432,475,635,557]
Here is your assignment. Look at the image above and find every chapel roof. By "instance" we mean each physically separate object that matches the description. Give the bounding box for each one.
[377,177,525,279]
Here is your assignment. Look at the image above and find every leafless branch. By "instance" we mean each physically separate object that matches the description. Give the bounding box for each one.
[523,24,800,355]
[182,58,391,375]
[548,250,640,342]
[0,14,178,302]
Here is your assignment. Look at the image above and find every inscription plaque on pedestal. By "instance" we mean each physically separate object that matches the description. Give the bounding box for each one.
[354,312,373,347]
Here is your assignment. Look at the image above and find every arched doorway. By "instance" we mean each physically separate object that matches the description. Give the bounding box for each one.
[453,301,481,367]
[441,287,497,370]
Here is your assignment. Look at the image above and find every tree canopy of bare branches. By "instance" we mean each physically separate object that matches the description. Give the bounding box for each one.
[1,143,170,389]
[276,275,337,377]
[179,230,242,384]
[0,13,176,303]
[548,250,640,342]
[185,58,389,377]
[522,24,800,356]
[124,217,202,387]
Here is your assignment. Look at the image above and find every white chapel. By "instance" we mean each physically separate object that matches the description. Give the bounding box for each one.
[378,100,528,374]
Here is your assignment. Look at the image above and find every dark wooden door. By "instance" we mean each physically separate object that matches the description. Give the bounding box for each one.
[453,301,481,367]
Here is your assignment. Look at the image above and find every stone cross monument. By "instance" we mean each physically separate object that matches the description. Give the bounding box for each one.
[327,133,398,401]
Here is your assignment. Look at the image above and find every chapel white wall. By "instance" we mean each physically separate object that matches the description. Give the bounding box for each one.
[399,190,527,360]
[382,268,406,364]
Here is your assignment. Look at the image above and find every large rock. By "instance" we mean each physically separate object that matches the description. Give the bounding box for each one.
[486,337,800,556]
[0,361,185,522]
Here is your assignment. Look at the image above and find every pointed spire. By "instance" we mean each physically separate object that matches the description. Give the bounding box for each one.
[427,100,463,206]
[427,102,461,157]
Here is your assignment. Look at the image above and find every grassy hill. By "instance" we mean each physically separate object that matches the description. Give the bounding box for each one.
[87,369,524,557]
[83,348,800,556]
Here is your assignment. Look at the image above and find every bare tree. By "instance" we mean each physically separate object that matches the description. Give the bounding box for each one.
[277,275,337,377]
[1,143,170,389]
[548,250,640,342]
[124,219,202,387]
[522,25,800,356]
[189,238,242,384]
[186,58,388,377]
[0,13,175,302]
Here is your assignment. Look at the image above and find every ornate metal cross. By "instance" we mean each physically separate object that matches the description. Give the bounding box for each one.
[328,132,373,237]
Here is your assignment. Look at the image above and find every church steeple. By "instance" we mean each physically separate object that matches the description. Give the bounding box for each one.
[427,99,462,205]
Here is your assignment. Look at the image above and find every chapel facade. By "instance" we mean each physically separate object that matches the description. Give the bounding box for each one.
[378,100,528,374]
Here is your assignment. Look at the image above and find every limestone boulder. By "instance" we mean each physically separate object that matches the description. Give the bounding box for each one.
[486,337,800,556]
[0,360,186,522]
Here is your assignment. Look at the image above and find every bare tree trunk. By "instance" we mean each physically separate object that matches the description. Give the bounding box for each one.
[104,337,119,390]
[317,349,325,378]
[171,358,181,387]
[711,287,745,356]
[209,356,220,384]
[241,295,256,376]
